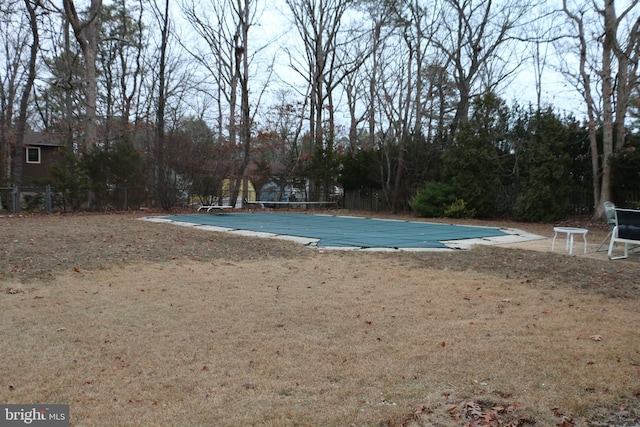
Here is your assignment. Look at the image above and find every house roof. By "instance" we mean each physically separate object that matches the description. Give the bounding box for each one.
[22,131,64,147]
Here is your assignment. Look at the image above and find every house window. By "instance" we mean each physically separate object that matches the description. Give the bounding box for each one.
[26,147,41,164]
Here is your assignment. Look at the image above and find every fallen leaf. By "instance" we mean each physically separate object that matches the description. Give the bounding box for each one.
[589,335,602,341]
[414,405,426,415]
[557,415,574,426]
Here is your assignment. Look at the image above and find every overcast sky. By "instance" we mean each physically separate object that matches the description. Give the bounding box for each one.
[167,0,587,126]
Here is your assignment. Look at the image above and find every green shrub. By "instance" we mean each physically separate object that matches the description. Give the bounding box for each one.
[50,149,88,211]
[442,93,509,218]
[444,199,476,218]
[23,193,44,212]
[409,181,456,217]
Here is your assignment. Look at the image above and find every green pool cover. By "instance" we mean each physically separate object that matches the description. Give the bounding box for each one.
[167,213,507,249]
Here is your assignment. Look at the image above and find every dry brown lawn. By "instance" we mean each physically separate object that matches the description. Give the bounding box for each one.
[1,211,639,427]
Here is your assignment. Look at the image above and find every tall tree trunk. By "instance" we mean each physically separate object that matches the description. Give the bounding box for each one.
[64,0,102,149]
[391,29,414,213]
[240,15,251,205]
[0,10,19,183]
[368,19,382,151]
[563,1,603,218]
[563,0,640,219]
[12,0,39,189]
[450,81,470,139]
[286,0,353,200]
[155,0,170,209]
[613,8,640,153]
[229,0,252,207]
[599,0,615,212]
[314,33,324,153]
[63,16,74,151]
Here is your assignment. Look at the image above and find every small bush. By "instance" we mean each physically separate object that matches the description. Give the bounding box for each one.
[444,199,476,218]
[23,193,44,212]
[409,181,457,217]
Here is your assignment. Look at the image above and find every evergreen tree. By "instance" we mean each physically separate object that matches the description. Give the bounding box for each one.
[443,93,511,218]
[513,108,572,222]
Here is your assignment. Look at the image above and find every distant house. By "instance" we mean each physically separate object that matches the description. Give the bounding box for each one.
[20,131,64,186]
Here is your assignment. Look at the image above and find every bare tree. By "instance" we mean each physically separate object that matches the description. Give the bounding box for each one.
[388,0,442,212]
[181,0,257,207]
[524,5,563,111]
[339,1,393,155]
[181,0,238,145]
[234,0,253,206]
[63,0,102,149]
[349,0,442,211]
[152,0,174,209]
[254,92,310,197]
[286,0,381,201]
[98,0,145,142]
[562,0,640,219]
[435,0,529,138]
[0,0,42,196]
[285,0,354,151]
[31,4,80,151]
[372,31,412,208]
[11,0,40,189]
[0,0,30,183]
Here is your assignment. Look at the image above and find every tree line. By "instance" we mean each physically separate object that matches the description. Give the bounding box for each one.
[1,0,639,219]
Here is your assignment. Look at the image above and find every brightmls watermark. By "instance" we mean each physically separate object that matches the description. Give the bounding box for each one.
[0,405,69,427]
